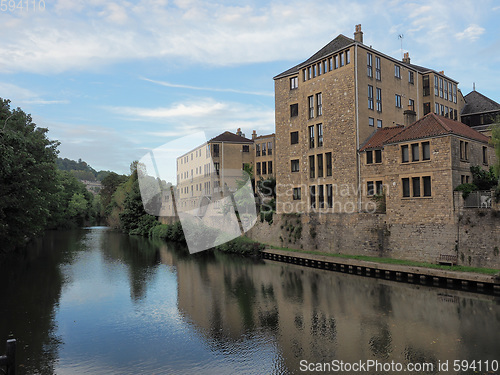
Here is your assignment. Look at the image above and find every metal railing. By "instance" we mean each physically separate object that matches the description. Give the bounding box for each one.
[464,191,492,208]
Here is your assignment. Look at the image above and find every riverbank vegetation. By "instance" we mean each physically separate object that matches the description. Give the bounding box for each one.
[0,99,103,253]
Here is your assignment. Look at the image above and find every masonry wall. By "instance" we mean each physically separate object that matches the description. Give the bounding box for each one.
[248,210,500,269]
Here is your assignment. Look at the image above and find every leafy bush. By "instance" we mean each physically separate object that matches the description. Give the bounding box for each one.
[215,236,264,255]
[455,183,478,199]
[470,166,497,191]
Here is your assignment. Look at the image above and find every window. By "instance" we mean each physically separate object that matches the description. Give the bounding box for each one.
[309,155,315,178]
[434,76,439,96]
[445,106,449,118]
[440,104,444,116]
[439,78,443,98]
[262,162,267,175]
[242,145,249,152]
[310,186,316,209]
[375,149,382,163]
[340,53,345,67]
[422,142,430,160]
[326,153,332,176]
[293,187,301,200]
[375,56,381,80]
[453,84,457,103]
[291,159,299,172]
[367,52,373,77]
[368,85,374,110]
[376,88,382,112]
[369,117,374,127]
[262,143,266,156]
[411,143,419,161]
[318,185,325,208]
[366,150,373,164]
[367,181,375,196]
[409,71,414,84]
[316,93,322,116]
[290,103,298,117]
[303,69,307,82]
[395,94,402,108]
[423,75,430,96]
[309,125,315,148]
[317,154,323,178]
[483,146,488,165]
[409,99,415,112]
[308,95,314,118]
[213,144,220,157]
[308,66,312,79]
[460,141,469,160]
[256,144,260,156]
[324,60,328,73]
[290,131,299,144]
[313,64,317,77]
[327,184,333,208]
[376,181,383,195]
[444,80,448,100]
[435,103,439,114]
[268,142,273,155]
[401,145,409,163]
[423,176,431,197]
[346,50,350,64]
[268,161,273,174]
[423,102,431,115]
[377,119,382,128]
[394,65,401,78]
[318,63,322,76]
[317,123,323,147]
[334,55,339,69]
[448,82,453,102]
[402,178,410,197]
[290,76,298,89]
[412,177,420,197]
[329,57,333,71]
[256,162,261,175]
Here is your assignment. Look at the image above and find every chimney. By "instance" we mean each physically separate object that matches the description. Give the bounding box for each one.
[402,52,410,64]
[354,24,363,43]
[236,128,242,136]
[404,105,416,127]
[252,130,257,140]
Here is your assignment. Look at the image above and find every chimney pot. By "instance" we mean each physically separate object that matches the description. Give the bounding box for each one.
[402,52,410,64]
[354,24,363,44]
[252,130,257,140]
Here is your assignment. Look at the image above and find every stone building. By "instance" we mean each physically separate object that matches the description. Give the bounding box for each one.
[273,24,463,214]
[359,113,495,224]
[176,130,254,214]
[252,131,275,180]
[461,89,500,136]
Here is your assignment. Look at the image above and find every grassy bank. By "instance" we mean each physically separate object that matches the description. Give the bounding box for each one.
[267,246,500,276]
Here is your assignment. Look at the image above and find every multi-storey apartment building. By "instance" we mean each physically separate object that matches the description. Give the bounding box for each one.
[176,130,254,213]
[253,131,275,180]
[273,24,463,213]
[461,90,500,136]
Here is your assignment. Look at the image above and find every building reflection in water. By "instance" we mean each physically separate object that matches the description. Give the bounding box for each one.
[158,243,500,373]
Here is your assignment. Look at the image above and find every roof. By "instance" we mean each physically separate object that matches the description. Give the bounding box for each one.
[209,131,253,143]
[274,34,354,80]
[359,126,404,151]
[461,90,500,116]
[387,113,490,144]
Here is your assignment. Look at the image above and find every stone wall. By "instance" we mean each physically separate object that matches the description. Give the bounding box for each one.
[247,209,500,269]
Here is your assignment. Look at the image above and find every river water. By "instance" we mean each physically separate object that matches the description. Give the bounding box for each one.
[0,227,499,374]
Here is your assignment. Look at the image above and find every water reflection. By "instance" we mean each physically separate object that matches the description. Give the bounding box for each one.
[0,228,499,374]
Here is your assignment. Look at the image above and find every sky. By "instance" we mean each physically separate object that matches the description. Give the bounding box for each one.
[1,0,499,174]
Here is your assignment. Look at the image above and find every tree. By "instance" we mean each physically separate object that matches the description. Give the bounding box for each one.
[491,122,500,179]
[0,98,60,251]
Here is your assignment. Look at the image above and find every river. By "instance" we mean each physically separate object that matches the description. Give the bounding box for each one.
[0,227,499,374]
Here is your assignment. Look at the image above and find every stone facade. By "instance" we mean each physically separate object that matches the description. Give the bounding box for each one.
[253,133,275,180]
[273,25,464,215]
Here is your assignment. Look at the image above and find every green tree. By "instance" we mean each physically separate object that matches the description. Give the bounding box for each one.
[491,122,500,178]
[0,99,60,251]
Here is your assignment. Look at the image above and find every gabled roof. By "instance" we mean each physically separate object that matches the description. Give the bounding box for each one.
[387,113,489,144]
[359,126,404,151]
[274,34,354,80]
[209,131,253,144]
[461,90,500,116]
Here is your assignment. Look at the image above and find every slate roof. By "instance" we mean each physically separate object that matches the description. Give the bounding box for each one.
[461,90,500,116]
[274,34,354,79]
[209,131,253,143]
[387,113,489,144]
[359,126,404,151]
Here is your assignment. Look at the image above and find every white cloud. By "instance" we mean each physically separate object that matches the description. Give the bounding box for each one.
[0,82,68,105]
[455,24,485,41]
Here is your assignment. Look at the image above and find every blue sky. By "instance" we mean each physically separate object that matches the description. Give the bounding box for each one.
[1,0,499,174]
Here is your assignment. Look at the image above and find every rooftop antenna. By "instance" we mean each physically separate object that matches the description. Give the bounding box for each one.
[398,34,404,59]
[473,82,476,91]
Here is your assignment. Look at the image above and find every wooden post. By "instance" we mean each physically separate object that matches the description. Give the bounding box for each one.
[6,339,15,375]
